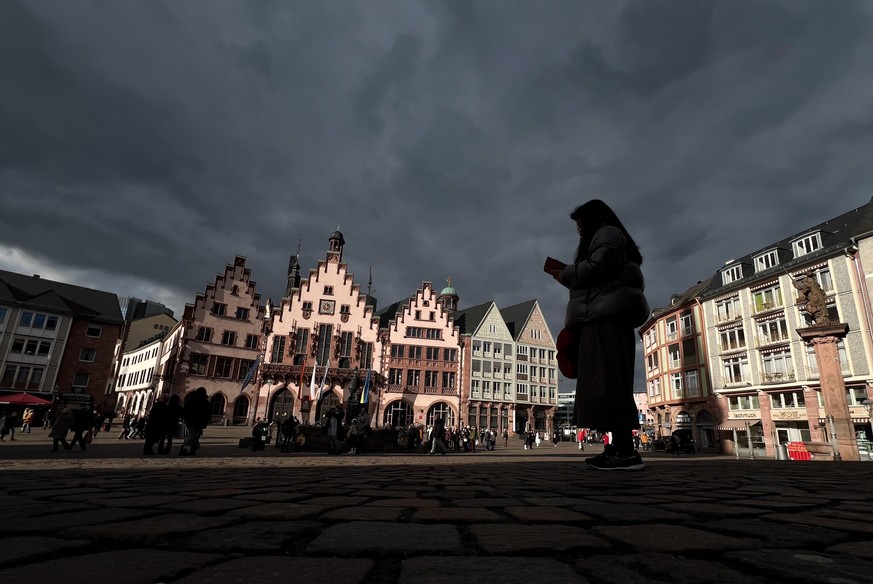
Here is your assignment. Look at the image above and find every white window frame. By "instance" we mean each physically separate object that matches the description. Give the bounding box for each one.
[722,354,750,385]
[722,264,742,285]
[753,284,783,312]
[754,249,779,272]
[685,370,700,397]
[792,233,822,258]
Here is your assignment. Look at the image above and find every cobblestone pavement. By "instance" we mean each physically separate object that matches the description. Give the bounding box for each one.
[2,430,873,583]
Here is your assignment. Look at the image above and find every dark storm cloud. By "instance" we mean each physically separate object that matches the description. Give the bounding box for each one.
[2,0,873,392]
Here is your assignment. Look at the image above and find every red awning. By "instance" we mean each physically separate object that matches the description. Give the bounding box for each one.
[0,392,53,405]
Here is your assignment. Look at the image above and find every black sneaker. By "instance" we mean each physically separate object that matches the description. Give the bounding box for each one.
[584,444,616,466]
[587,451,646,471]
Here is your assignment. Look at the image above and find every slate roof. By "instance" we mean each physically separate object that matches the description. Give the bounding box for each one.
[498,299,537,340]
[452,301,493,336]
[0,270,124,324]
[374,299,406,329]
[700,198,873,300]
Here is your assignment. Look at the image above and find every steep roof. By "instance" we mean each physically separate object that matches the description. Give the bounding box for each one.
[651,279,713,318]
[0,270,123,324]
[375,299,405,329]
[499,299,537,340]
[700,198,873,300]
[452,301,493,336]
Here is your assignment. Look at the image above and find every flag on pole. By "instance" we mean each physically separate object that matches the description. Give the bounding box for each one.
[317,359,329,402]
[308,357,318,400]
[360,369,371,404]
[239,355,260,394]
[297,359,307,400]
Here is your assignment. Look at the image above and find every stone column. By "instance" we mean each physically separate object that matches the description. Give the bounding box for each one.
[796,323,860,462]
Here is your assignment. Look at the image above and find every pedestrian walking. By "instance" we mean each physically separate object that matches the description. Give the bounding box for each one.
[547,199,649,471]
[179,387,211,456]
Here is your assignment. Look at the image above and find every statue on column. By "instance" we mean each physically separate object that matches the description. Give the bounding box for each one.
[793,273,831,326]
[347,368,361,419]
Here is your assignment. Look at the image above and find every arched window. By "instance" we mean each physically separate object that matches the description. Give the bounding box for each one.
[210,393,226,421]
[269,388,295,423]
[233,395,249,425]
[427,402,455,428]
[383,400,413,428]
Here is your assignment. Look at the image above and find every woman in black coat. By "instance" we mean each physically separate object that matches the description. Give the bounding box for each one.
[548,199,649,471]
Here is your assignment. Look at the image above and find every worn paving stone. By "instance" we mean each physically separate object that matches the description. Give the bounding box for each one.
[320,506,408,521]
[175,556,374,584]
[184,520,320,552]
[160,498,260,514]
[656,502,766,518]
[826,541,873,559]
[60,513,237,544]
[229,502,326,520]
[576,552,768,584]
[233,492,309,502]
[0,549,221,584]
[574,503,690,523]
[693,518,851,547]
[368,497,440,508]
[301,495,370,507]
[0,536,91,567]
[725,548,873,584]
[470,524,609,554]
[594,524,756,552]
[97,494,194,507]
[452,497,524,507]
[0,501,94,520]
[307,522,462,555]
[413,507,503,522]
[765,513,873,534]
[522,497,590,506]
[504,506,591,522]
[5,508,158,534]
[400,556,589,583]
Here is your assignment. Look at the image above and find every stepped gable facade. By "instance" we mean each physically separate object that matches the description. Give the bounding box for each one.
[171,255,265,422]
[377,281,462,429]
[500,299,559,433]
[257,231,382,425]
[0,269,123,409]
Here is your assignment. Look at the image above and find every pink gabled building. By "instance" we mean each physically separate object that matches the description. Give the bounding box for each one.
[375,281,462,428]
[254,231,383,425]
[169,256,265,423]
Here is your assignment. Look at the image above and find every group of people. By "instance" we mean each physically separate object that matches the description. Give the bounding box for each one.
[320,405,371,455]
[427,422,510,454]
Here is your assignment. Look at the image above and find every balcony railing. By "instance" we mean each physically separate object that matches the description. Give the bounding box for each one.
[762,372,796,384]
[755,302,783,314]
[756,335,790,348]
[717,314,742,324]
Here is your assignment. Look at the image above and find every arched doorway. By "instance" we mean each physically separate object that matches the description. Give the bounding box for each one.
[534,408,547,431]
[233,395,250,426]
[427,402,455,428]
[315,391,341,422]
[383,400,413,428]
[210,393,226,424]
[269,388,295,424]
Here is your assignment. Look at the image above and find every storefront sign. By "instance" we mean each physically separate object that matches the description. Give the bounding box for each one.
[771,409,806,420]
[728,412,760,420]
[676,413,692,424]
[59,390,92,406]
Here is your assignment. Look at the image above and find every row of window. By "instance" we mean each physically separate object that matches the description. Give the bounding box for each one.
[0,366,90,390]
[270,328,374,369]
[211,303,252,320]
[116,368,154,389]
[189,354,257,380]
[387,368,456,389]
[121,346,160,367]
[391,344,457,362]
[722,234,824,285]
[647,370,702,399]
[196,327,259,349]
[405,327,442,340]
[720,342,848,385]
[727,387,868,411]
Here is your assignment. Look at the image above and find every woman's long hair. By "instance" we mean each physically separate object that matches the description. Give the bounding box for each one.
[571,199,643,265]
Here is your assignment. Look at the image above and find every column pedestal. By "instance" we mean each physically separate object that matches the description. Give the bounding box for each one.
[796,323,860,462]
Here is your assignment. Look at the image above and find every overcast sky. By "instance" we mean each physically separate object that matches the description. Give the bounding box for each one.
[3,1,873,391]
